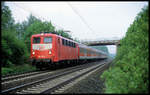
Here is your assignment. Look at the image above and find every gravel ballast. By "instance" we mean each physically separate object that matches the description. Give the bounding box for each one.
[62,60,112,94]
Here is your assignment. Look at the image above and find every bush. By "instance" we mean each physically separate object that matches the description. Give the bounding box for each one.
[2,30,29,66]
[2,67,13,75]
[1,64,36,76]
[101,5,149,93]
[12,64,36,73]
[2,2,30,67]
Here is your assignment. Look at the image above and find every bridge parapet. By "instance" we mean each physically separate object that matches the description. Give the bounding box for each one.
[82,40,120,46]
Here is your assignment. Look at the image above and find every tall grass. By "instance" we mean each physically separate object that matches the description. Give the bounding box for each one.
[2,64,36,76]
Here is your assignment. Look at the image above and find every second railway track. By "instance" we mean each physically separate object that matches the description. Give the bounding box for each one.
[1,60,110,94]
[2,70,49,82]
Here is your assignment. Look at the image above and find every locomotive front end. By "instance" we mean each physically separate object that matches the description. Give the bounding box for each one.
[30,33,54,69]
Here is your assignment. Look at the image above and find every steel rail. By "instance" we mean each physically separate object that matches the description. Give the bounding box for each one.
[2,70,49,82]
[41,62,107,94]
[1,61,105,94]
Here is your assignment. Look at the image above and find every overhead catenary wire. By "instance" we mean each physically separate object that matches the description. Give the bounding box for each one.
[67,2,95,33]
[12,2,65,30]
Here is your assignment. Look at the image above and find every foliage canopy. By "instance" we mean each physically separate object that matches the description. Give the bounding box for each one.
[1,2,72,67]
[101,5,149,93]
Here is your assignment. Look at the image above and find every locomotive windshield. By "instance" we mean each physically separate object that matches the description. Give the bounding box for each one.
[33,37,41,43]
[44,37,52,43]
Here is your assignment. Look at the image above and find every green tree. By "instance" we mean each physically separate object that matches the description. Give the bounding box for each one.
[14,14,41,40]
[1,2,15,31]
[2,31,29,67]
[23,17,55,52]
[1,2,73,67]
[2,2,29,67]
[57,29,72,39]
[101,5,149,93]
[23,15,72,52]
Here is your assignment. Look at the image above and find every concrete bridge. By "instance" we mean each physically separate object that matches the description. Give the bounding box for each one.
[82,40,120,46]
[82,40,120,53]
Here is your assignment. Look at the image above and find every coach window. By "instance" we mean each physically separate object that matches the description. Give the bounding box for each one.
[64,39,66,45]
[62,39,64,45]
[69,41,71,47]
[66,40,69,46]
[67,40,69,46]
[67,41,69,46]
[71,42,73,47]
[68,41,70,46]
[33,37,41,43]
[72,42,74,47]
[72,43,74,47]
[69,41,71,46]
[70,42,72,47]
[68,40,70,46]
[65,40,67,46]
[44,37,52,43]
[68,41,70,47]
[64,40,67,46]
[63,39,66,46]
[64,39,66,46]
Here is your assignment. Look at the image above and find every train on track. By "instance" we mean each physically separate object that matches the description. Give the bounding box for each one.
[30,32,107,69]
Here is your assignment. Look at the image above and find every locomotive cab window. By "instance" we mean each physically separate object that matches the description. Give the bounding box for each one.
[33,37,41,43]
[44,37,52,43]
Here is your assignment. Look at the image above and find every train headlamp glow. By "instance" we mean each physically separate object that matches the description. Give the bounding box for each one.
[49,50,51,54]
[32,51,35,55]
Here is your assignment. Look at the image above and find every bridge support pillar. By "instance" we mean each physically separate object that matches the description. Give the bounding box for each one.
[115,42,120,53]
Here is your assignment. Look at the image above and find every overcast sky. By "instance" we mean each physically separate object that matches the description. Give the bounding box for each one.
[5,1,148,54]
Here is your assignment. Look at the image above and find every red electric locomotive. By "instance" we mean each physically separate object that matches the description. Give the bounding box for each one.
[30,33,78,69]
[30,32,107,69]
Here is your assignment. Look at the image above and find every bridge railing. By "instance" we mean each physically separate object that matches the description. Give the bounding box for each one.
[81,40,120,46]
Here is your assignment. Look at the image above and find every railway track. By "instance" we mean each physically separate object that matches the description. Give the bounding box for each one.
[2,70,49,82]
[2,70,39,78]
[41,61,109,94]
[1,60,110,94]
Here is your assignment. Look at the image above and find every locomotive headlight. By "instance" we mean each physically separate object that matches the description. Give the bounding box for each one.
[49,50,51,54]
[41,33,44,35]
[32,51,35,55]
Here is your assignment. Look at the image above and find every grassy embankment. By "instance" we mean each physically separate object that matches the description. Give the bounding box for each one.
[2,64,36,76]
